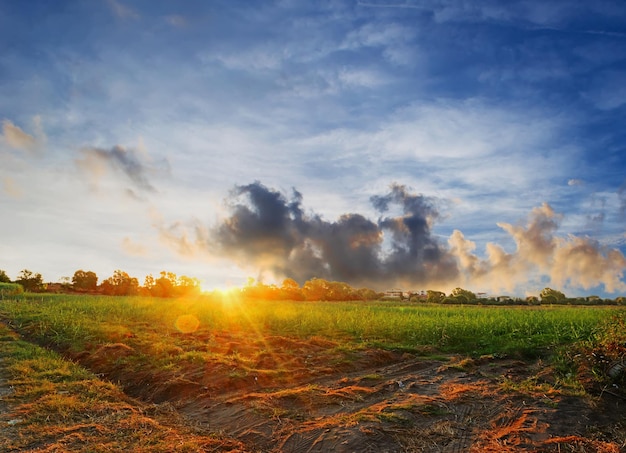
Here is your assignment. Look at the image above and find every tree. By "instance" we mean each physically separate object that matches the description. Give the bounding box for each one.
[151,271,177,297]
[279,278,304,300]
[427,290,446,304]
[450,287,476,303]
[355,287,379,301]
[302,278,330,301]
[72,270,98,291]
[16,269,44,292]
[0,270,11,283]
[143,274,155,291]
[177,275,201,296]
[241,278,278,299]
[325,281,354,300]
[539,287,566,304]
[526,296,539,305]
[101,270,139,296]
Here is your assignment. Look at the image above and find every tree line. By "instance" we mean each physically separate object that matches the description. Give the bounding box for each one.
[1,268,624,304]
[0,268,202,298]
[236,277,380,301]
[424,287,626,306]
[0,269,382,301]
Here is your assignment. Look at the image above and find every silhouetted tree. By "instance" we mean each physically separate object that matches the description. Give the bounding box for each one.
[151,271,177,297]
[101,270,139,296]
[279,278,304,300]
[176,275,201,296]
[16,269,44,292]
[0,270,11,283]
[72,270,98,291]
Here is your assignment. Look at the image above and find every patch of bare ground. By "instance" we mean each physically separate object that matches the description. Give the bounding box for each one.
[66,330,626,452]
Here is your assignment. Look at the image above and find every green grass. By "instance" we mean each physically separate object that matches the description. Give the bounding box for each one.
[0,282,23,298]
[0,294,621,358]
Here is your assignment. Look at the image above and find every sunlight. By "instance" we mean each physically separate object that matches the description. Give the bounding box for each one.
[199,281,239,297]
[174,314,200,334]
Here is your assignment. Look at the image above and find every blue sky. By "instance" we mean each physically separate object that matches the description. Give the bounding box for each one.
[1,0,625,297]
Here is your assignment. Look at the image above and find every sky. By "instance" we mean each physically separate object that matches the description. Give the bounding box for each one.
[1,0,626,297]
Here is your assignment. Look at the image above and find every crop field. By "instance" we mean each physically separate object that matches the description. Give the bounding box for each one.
[1,294,625,452]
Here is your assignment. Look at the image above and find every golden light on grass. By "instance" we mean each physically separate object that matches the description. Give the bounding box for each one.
[174,314,200,333]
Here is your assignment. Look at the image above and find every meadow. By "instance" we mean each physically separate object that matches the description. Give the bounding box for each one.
[1,294,625,452]
[0,293,619,357]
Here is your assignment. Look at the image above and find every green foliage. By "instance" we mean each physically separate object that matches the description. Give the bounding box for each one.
[0,269,11,283]
[16,269,44,292]
[241,277,377,301]
[0,282,24,298]
[427,290,446,303]
[142,272,200,298]
[540,287,566,303]
[450,287,476,302]
[72,270,98,291]
[100,270,139,296]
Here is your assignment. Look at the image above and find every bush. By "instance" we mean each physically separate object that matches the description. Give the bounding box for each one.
[0,282,24,298]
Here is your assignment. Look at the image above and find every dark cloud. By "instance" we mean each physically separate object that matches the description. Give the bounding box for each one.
[76,145,167,193]
[158,182,626,294]
[209,181,458,288]
[371,184,451,277]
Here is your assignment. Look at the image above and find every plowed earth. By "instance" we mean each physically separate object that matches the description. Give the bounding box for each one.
[3,328,626,452]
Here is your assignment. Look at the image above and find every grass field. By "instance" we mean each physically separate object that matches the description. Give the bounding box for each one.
[0,294,625,452]
[0,293,619,356]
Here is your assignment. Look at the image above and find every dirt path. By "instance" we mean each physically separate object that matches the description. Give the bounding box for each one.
[3,326,626,452]
[169,352,626,452]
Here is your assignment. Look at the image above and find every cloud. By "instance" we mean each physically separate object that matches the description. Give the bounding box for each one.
[451,203,626,293]
[75,144,168,193]
[568,178,585,186]
[106,0,139,20]
[1,117,45,154]
[165,15,187,28]
[2,177,22,198]
[158,182,626,295]
[158,181,458,288]
[121,237,148,257]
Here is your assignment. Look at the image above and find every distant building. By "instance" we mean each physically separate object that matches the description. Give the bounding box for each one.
[382,289,404,300]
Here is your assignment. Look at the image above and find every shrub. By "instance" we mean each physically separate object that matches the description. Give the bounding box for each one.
[0,282,24,298]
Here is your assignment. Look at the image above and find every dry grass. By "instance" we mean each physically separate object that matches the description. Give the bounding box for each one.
[0,322,246,452]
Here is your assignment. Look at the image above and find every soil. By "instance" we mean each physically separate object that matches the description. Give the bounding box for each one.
[78,331,626,452]
[3,329,626,452]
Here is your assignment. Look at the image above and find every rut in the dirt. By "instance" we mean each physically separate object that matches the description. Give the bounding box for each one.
[63,335,626,452]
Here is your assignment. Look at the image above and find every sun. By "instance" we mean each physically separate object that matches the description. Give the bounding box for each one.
[199,281,240,298]
[199,281,213,294]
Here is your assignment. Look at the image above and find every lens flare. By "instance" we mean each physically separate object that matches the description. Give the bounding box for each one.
[175,314,200,333]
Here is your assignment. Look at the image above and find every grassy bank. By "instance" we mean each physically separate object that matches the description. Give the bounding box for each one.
[0,321,244,452]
